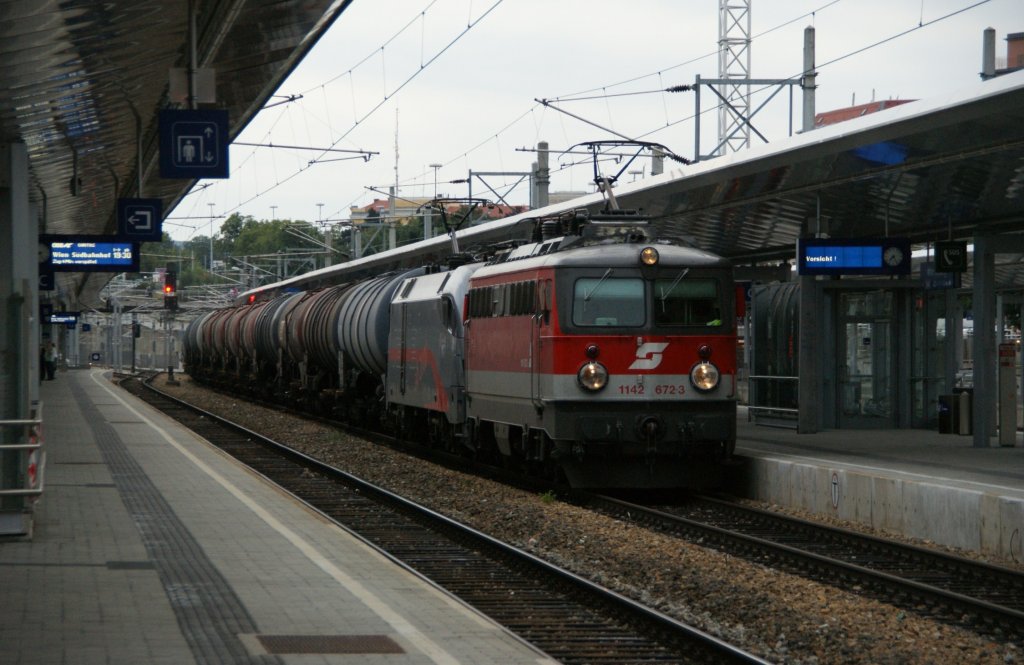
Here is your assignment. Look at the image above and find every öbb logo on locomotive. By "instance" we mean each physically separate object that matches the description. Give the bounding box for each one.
[628,342,670,370]
[184,210,738,490]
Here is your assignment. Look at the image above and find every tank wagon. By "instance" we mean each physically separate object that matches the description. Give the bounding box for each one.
[184,212,737,489]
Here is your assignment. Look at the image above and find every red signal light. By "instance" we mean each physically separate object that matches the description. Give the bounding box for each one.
[163,270,177,296]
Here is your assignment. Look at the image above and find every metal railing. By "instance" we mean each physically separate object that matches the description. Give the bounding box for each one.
[746,374,800,417]
[0,404,45,498]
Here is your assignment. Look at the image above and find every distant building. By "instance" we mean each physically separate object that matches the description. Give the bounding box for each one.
[348,197,527,225]
[814,99,916,129]
[349,197,431,223]
[982,30,1024,80]
[1009,32,1024,70]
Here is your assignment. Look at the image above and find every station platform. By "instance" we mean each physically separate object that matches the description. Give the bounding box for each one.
[729,407,1024,563]
[0,368,555,665]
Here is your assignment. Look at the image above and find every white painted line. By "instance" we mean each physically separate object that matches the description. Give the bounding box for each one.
[90,372,465,665]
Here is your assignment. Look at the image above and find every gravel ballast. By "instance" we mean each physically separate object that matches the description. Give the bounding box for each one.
[154,374,1020,665]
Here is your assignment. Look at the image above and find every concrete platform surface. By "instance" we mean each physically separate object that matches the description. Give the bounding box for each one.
[0,369,555,665]
[731,407,1024,562]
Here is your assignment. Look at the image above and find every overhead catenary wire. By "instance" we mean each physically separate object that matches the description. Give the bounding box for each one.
[551,0,846,102]
[203,0,506,225]
[224,0,849,220]
[201,0,842,227]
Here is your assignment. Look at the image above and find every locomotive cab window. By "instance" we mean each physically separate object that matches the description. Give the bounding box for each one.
[572,276,645,327]
[654,277,722,326]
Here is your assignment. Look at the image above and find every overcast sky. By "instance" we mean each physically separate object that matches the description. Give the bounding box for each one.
[166,0,1020,241]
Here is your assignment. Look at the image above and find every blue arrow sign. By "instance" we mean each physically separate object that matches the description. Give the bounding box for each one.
[118,198,163,241]
[159,109,230,179]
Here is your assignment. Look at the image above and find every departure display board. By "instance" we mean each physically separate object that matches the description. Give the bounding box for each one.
[48,311,80,324]
[797,237,911,276]
[39,235,140,272]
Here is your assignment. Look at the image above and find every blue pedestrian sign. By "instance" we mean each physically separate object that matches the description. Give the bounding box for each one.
[118,198,163,241]
[159,109,230,179]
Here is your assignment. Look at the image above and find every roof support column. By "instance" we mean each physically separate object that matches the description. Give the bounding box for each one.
[0,141,38,535]
[971,233,1024,446]
[972,235,996,446]
[798,275,823,432]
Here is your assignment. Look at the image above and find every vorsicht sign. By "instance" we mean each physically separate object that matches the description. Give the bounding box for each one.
[797,237,911,276]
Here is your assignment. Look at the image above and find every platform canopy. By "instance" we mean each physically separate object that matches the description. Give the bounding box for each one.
[2,0,354,307]
[610,70,1024,287]
[256,70,1024,298]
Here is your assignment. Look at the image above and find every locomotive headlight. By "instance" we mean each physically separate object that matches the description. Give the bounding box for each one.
[689,361,720,392]
[577,361,609,392]
[640,247,659,266]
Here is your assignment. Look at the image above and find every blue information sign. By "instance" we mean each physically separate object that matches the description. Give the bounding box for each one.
[921,262,959,290]
[49,311,80,324]
[118,198,163,241]
[797,237,911,276]
[159,109,230,179]
[40,235,140,273]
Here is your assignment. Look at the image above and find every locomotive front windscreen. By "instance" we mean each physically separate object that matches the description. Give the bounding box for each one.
[569,273,726,329]
[654,277,722,327]
[573,277,645,327]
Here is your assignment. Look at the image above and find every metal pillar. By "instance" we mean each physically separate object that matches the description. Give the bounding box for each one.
[718,0,752,154]
[0,141,40,536]
[111,299,122,372]
[982,27,997,80]
[534,141,549,208]
[351,226,363,259]
[165,311,178,384]
[973,235,995,446]
[802,26,817,133]
[797,276,823,433]
[651,148,665,176]
[131,314,137,374]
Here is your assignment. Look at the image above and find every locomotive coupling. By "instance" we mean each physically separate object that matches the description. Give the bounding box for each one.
[638,416,663,441]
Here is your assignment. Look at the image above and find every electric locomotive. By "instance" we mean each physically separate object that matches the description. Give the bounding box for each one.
[456,211,736,488]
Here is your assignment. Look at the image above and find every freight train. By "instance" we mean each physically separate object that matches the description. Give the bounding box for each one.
[183,210,737,488]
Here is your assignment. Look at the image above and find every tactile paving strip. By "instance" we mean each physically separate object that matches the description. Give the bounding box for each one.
[72,380,282,665]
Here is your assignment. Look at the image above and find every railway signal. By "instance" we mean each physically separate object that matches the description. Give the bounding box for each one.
[163,270,178,310]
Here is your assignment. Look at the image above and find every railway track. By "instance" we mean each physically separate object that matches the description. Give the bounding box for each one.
[574,492,1024,640]
[121,375,766,665]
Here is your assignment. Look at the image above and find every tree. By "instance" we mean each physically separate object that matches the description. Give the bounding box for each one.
[219,213,251,244]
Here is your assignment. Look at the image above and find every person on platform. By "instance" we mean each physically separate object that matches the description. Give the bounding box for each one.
[44,342,57,380]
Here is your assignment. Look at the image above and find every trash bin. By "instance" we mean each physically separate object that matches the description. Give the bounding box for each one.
[953,387,973,435]
[939,393,972,434]
[938,394,955,434]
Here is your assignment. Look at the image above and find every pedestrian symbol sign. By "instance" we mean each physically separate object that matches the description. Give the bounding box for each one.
[159,109,230,179]
[117,198,163,241]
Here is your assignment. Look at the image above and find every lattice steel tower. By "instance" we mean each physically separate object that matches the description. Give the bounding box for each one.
[718,0,752,154]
